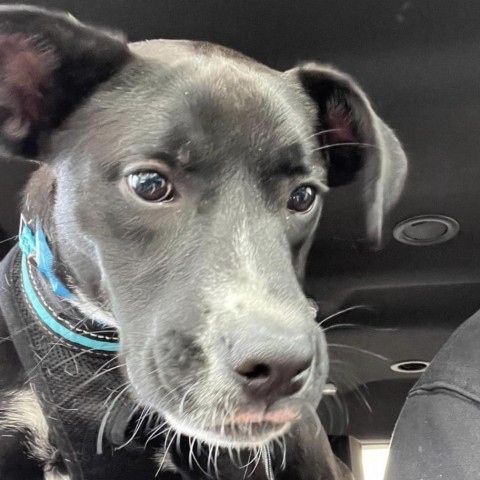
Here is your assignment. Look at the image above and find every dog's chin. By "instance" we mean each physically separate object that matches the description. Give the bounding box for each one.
[162,411,294,449]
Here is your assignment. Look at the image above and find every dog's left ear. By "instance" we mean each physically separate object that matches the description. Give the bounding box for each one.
[0,5,130,157]
[287,63,407,249]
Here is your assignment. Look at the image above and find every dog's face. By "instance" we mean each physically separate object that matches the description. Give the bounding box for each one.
[55,52,329,446]
[0,7,407,448]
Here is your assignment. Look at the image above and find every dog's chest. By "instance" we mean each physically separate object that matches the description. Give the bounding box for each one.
[0,389,186,479]
[0,388,69,478]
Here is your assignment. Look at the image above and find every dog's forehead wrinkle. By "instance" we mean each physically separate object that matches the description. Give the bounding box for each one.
[146,55,305,137]
[181,66,306,139]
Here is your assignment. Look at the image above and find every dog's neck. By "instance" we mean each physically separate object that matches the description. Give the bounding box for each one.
[22,164,116,327]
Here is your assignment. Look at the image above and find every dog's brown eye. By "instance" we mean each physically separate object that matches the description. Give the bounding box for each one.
[127,171,173,202]
[287,186,316,213]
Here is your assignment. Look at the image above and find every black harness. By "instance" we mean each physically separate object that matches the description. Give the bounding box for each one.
[0,227,173,479]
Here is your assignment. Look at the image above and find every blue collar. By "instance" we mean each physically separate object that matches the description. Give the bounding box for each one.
[18,216,119,352]
[19,216,73,299]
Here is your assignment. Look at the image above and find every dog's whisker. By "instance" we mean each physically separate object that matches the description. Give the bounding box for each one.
[273,437,283,464]
[324,390,351,431]
[118,403,152,450]
[309,141,379,154]
[321,392,335,433]
[244,445,260,474]
[26,347,91,380]
[195,435,202,456]
[45,348,145,406]
[328,343,390,362]
[302,127,344,142]
[175,426,183,457]
[214,444,220,480]
[96,383,130,455]
[281,435,287,470]
[235,443,243,468]
[250,446,263,478]
[242,449,254,479]
[194,441,214,479]
[207,437,216,478]
[188,435,195,471]
[0,321,41,345]
[303,401,322,438]
[0,235,18,246]
[155,426,176,476]
[351,386,373,414]
[145,421,170,445]
[178,383,197,416]
[53,361,142,409]
[67,362,125,391]
[7,156,42,166]
[101,380,131,408]
[328,366,373,414]
[316,304,374,328]
[323,323,397,333]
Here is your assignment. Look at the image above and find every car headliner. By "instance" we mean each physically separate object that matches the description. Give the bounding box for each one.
[1,0,480,442]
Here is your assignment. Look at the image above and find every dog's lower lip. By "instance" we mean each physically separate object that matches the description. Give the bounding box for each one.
[163,411,292,447]
[220,409,300,426]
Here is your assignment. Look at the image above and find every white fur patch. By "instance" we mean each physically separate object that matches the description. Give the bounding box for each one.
[0,388,70,479]
[71,290,117,327]
[45,471,71,480]
[153,447,180,474]
[0,389,52,461]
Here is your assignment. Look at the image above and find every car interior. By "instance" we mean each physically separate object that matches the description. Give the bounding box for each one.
[1,1,479,478]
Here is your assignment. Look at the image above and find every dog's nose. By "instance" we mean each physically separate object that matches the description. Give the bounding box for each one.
[228,331,313,404]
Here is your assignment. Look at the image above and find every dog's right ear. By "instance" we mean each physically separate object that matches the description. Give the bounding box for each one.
[0,5,130,157]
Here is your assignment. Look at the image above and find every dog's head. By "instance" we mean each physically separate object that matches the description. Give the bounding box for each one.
[0,6,406,448]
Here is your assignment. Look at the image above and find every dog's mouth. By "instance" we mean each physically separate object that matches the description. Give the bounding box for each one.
[221,408,300,426]
[162,407,300,448]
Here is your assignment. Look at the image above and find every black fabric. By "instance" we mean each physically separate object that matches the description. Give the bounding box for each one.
[0,247,173,480]
[385,309,480,479]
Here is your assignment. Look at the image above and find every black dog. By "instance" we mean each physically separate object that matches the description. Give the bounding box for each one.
[0,5,407,480]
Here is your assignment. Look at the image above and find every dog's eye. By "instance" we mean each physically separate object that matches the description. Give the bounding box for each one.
[287,186,316,213]
[127,171,173,202]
